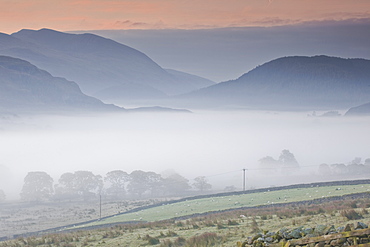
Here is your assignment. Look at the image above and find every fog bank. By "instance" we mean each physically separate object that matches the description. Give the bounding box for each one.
[1,111,369,199]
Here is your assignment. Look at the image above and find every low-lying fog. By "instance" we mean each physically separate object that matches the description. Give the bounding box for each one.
[1,110,369,199]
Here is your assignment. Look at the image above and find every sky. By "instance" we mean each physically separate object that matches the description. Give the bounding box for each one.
[1,0,370,34]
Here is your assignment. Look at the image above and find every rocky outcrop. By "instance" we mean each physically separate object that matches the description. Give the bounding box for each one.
[237,222,369,247]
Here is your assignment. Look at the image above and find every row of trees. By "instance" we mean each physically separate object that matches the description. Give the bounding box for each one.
[258,149,300,173]
[19,170,213,202]
[318,158,370,177]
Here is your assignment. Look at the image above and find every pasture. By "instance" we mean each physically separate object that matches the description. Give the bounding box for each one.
[76,183,370,228]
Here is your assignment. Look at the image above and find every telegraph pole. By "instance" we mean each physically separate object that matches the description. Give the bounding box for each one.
[243,169,246,191]
[99,194,102,220]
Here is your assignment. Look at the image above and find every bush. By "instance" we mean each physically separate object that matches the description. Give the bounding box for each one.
[166,230,178,237]
[250,218,260,233]
[148,237,160,245]
[204,220,215,227]
[176,221,184,227]
[317,208,325,214]
[174,237,186,246]
[340,209,363,220]
[144,234,160,245]
[186,232,221,247]
[217,223,225,229]
[227,219,239,226]
[160,239,174,247]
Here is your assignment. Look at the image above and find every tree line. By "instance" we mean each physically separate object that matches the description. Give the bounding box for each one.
[17,170,213,202]
[318,158,370,178]
[258,149,300,173]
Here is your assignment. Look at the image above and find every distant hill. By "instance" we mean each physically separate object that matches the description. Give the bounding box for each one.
[0,55,121,113]
[165,69,215,89]
[345,102,370,116]
[0,29,214,105]
[128,106,191,113]
[180,56,370,110]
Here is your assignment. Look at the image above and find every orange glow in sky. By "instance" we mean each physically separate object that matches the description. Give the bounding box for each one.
[1,0,370,34]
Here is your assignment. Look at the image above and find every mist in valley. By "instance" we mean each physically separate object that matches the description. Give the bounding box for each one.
[1,110,369,200]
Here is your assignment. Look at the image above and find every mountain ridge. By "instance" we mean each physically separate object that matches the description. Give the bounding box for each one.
[345,102,370,116]
[0,55,122,113]
[179,55,370,110]
[0,29,215,105]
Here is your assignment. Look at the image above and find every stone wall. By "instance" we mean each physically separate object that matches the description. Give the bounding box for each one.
[237,222,370,247]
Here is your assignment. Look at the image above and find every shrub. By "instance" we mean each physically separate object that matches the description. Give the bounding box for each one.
[174,237,186,246]
[148,236,160,245]
[186,232,221,247]
[160,239,174,247]
[204,220,215,227]
[176,221,184,227]
[166,230,178,237]
[340,209,363,220]
[317,208,325,214]
[250,218,260,233]
[227,219,239,226]
[144,234,160,245]
[217,223,226,229]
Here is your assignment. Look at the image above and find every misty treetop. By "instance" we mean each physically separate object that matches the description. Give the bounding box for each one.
[104,170,130,199]
[19,170,211,202]
[15,155,370,203]
[259,149,300,173]
[54,171,103,201]
[20,171,54,202]
[319,158,370,178]
[193,176,212,192]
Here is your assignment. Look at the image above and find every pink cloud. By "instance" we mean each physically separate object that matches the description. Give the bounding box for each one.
[0,0,369,33]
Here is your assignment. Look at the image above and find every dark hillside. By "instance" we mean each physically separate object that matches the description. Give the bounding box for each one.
[0,55,121,113]
[182,56,370,110]
[345,102,370,116]
[0,29,215,105]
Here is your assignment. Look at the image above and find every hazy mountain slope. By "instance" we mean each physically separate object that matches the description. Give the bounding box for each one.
[345,102,370,116]
[165,69,215,89]
[85,20,370,83]
[0,29,214,104]
[182,56,370,110]
[0,56,121,113]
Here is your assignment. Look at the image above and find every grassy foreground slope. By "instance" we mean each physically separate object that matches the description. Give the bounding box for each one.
[75,182,370,229]
[3,197,370,247]
[2,180,370,247]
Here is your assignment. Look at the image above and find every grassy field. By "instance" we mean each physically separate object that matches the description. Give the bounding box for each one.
[2,195,370,246]
[2,181,370,246]
[75,183,370,228]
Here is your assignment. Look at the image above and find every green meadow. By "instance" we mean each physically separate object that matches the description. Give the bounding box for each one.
[76,183,370,228]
